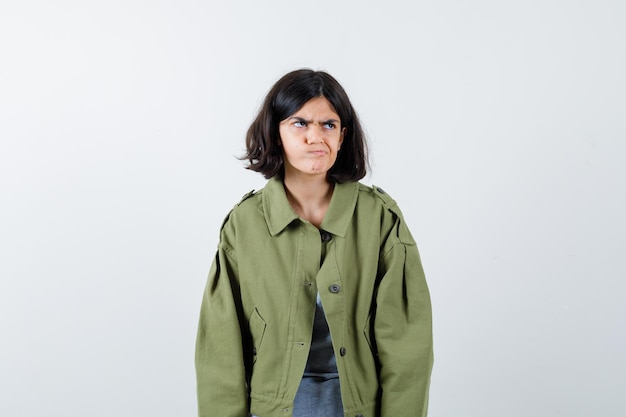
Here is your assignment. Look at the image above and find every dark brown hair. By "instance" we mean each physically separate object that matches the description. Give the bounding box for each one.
[242,69,368,182]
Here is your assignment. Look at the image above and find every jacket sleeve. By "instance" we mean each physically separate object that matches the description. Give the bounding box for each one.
[195,230,250,417]
[375,222,434,416]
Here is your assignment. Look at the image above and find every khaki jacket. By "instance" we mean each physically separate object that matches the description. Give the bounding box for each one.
[196,177,433,417]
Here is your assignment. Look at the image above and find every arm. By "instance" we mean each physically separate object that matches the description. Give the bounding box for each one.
[195,241,249,417]
[375,241,434,417]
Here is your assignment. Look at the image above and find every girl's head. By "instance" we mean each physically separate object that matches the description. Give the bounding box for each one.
[243,69,368,182]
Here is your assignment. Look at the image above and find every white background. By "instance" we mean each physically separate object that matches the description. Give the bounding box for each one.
[1,1,625,416]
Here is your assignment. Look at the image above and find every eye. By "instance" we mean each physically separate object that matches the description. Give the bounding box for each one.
[294,120,306,127]
[323,122,336,129]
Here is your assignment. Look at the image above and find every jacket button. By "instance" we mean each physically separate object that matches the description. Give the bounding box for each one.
[376,187,385,194]
[356,414,364,417]
[340,347,347,356]
[320,231,332,242]
[253,347,257,355]
[329,284,341,293]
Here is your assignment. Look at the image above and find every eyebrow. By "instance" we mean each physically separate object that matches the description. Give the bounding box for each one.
[287,116,340,124]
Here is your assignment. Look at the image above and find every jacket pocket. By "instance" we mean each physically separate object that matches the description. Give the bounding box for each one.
[249,308,267,364]
[362,313,377,357]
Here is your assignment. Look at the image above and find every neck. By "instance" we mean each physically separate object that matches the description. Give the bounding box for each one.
[283,173,333,228]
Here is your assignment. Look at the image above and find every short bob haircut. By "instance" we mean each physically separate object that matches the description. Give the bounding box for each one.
[242,69,368,183]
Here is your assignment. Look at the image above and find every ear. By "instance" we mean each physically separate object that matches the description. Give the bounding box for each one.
[339,127,346,147]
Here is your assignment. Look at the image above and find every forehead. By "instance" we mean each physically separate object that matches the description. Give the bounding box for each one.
[291,96,339,117]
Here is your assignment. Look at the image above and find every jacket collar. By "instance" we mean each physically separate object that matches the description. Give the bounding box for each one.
[262,176,359,237]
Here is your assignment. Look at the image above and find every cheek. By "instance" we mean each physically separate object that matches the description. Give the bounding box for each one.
[281,142,299,160]
[283,143,299,154]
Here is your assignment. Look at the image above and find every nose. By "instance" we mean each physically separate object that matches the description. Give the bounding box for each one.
[306,125,325,144]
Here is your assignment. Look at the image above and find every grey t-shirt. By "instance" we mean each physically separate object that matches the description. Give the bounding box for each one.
[292,293,343,416]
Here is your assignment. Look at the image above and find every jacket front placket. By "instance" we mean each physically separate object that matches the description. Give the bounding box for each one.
[278,220,321,399]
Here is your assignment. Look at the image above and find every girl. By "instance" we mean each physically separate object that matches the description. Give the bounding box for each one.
[195,69,433,417]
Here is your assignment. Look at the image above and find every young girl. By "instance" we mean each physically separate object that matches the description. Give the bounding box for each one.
[195,69,433,417]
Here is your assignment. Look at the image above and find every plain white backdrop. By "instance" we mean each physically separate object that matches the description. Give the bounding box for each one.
[1,1,625,416]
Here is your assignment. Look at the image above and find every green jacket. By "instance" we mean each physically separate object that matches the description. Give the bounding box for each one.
[196,177,433,417]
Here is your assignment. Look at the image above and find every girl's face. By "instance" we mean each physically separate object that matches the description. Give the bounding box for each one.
[278,96,345,180]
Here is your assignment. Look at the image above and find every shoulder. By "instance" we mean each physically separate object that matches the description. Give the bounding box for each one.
[236,189,257,206]
[356,183,399,209]
[355,183,402,217]
[233,188,263,213]
[356,183,416,246]
[218,188,264,231]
